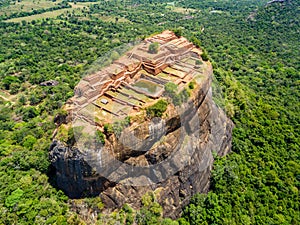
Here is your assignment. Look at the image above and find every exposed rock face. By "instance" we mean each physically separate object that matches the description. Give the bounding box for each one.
[40,80,59,86]
[49,31,233,218]
[50,85,233,217]
[266,0,287,5]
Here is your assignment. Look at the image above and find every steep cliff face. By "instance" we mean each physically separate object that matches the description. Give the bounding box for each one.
[50,82,233,217]
[49,31,233,218]
[99,89,233,219]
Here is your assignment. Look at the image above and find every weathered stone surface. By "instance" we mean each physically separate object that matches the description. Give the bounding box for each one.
[49,31,233,218]
[49,76,233,218]
[40,80,59,86]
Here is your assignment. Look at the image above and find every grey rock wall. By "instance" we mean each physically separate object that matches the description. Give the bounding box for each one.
[49,73,233,218]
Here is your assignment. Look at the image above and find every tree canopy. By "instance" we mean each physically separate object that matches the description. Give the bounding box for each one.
[0,0,298,224]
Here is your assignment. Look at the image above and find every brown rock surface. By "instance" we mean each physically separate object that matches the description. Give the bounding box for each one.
[49,31,233,219]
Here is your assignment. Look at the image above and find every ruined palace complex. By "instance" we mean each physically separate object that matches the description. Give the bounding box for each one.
[51,32,234,215]
[68,30,209,123]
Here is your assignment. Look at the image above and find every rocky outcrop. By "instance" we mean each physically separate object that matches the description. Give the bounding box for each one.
[49,31,233,218]
[266,0,288,5]
[49,75,233,219]
[99,92,233,219]
[40,80,59,86]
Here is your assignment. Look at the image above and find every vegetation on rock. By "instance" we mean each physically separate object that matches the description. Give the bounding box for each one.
[146,99,168,118]
[148,42,160,54]
[164,82,190,106]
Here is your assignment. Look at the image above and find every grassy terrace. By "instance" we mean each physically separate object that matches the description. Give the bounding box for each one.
[78,103,125,124]
[181,57,201,66]
[118,86,150,102]
[105,90,118,98]
[78,98,132,123]
[95,97,131,115]
[74,51,205,124]
[172,64,191,73]
[79,103,108,123]
[114,93,142,106]
[81,86,151,123]
[163,67,186,78]
[106,90,142,106]
[156,72,178,82]
[79,104,95,119]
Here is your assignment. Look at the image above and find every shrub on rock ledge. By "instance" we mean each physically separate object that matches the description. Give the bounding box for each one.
[148,42,160,54]
[146,99,168,118]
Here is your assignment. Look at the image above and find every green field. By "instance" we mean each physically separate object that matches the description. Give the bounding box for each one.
[91,14,131,23]
[6,8,71,22]
[171,6,197,14]
[0,0,63,16]
[4,2,98,22]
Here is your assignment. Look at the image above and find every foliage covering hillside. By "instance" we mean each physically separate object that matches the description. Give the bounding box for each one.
[0,0,299,224]
[180,1,300,224]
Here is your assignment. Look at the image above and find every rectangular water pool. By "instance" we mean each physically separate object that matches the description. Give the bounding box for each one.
[132,79,164,98]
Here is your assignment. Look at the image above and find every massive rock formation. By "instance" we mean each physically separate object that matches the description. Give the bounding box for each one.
[49,31,233,218]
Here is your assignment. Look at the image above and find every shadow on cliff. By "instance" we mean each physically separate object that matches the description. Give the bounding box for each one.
[47,144,115,199]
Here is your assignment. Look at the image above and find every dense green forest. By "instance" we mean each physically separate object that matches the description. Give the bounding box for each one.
[0,0,299,224]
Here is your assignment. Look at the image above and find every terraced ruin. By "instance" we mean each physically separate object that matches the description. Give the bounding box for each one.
[66,30,210,124]
[51,30,232,218]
